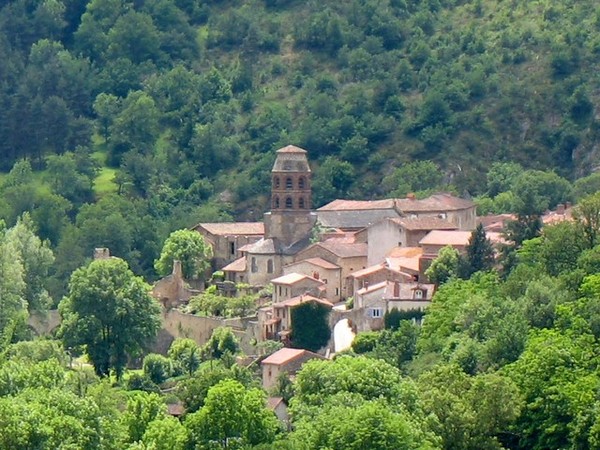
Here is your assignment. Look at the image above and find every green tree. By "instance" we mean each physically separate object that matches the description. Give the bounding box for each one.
[155,229,212,280]
[185,379,279,449]
[204,327,239,361]
[4,214,54,311]
[58,257,161,378]
[574,192,600,249]
[142,416,187,450]
[122,391,167,443]
[290,301,331,352]
[425,245,460,284]
[486,162,523,197]
[168,338,201,375]
[462,223,494,278]
[143,353,173,384]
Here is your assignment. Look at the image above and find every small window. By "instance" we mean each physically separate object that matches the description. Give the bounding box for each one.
[285,197,293,209]
[285,177,293,189]
[274,177,280,188]
[251,257,258,273]
[278,286,282,296]
[274,196,280,209]
[267,259,274,273]
[370,308,383,318]
[299,177,306,189]
[414,289,424,299]
[230,242,235,255]
[299,197,305,209]
[335,288,339,296]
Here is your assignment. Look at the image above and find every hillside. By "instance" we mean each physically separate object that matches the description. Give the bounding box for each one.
[0,0,598,286]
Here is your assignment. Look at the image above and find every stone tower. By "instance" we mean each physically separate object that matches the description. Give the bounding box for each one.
[264,145,317,248]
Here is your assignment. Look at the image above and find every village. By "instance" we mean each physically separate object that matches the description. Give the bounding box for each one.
[139,144,570,402]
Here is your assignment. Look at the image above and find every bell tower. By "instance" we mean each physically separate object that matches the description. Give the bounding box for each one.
[264,145,316,247]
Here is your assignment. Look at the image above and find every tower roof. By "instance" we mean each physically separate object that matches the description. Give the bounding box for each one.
[272,145,311,173]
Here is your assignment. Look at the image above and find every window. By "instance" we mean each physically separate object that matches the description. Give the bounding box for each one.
[285,197,293,209]
[274,196,280,209]
[322,278,327,284]
[299,197,305,209]
[299,177,306,189]
[229,241,235,255]
[274,177,280,188]
[267,259,274,273]
[251,257,258,273]
[414,289,424,300]
[369,308,383,318]
[285,177,293,189]
[335,288,339,296]
[278,286,282,296]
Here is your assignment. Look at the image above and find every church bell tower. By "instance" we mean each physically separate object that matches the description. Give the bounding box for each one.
[264,145,316,247]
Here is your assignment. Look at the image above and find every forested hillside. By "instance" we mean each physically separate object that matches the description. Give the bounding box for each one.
[0,0,599,287]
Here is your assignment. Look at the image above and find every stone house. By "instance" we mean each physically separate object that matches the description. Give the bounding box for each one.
[349,263,414,298]
[283,257,342,303]
[367,216,457,265]
[354,280,435,330]
[192,222,264,270]
[294,239,368,300]
[386,247,423,281]
[317,192,476,233]
[271,273,325,303]
[220,256,246,284]
[272,295,333,338]
[151,260,199,309]
[261,347,325,390]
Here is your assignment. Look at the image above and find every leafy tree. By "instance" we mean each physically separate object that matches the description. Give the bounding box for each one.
[574,192,600,249]
[512,170,572,216]
[4,214,54,311]
[425,245,460,284]
[486,161,523,197]
[168,337,201,375]
[382,160,444,197]
[290,301,331,352]
[142,416,187,450]
[143,353,173,384]
[58,257,161,378]
[122,391,167,443]
[203,327,239,361]
[185,379,279,449]
[154,229,212,280]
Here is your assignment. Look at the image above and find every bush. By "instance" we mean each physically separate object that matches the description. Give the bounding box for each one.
[143,353,173,384]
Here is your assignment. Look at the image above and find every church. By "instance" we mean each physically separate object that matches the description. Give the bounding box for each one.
[221,145,318,285]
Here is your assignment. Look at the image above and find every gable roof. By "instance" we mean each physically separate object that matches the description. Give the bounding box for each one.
[271,273,323,286]
[395,193,475,213]
[261,348,307,366]
[285,257,340,270]
[317,240,368,258]
[388,217,458,231]
[318,199,397,211]
[221,256,246,272]
[419,230,504,246]
[356,280,388,295]
[194,222,264,236]
[273,294,333,309]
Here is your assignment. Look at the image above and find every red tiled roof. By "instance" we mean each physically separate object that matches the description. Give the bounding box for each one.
[350,263,387,278]
[271,273,323,285]
[389,217,457,231]
[386,247,423,258]
[318,199,397,211]
[318,241,368,258]
[286,257,340,270]
[261,348,307,366]
[221,257,246,272]
[395,193,475,212]
[194,222,264,236]
[357,281,387,295]
[273,294,333,309]
[419,230,504,246]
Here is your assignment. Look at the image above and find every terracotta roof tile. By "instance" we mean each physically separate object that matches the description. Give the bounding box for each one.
[318,241,368,258]
[273,294,333,308]
[271,273,323,285]
[419,230,504,246]
[318,199,397,211]
[286,258,340,270]
[194,222,264,236]
[221,256,246,272]
[385,247,423,258]
[389,217,457,231]
[357,281,388,295]
[261,348,308,366]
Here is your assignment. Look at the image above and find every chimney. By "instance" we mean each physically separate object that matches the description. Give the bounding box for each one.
[407,193,416,200]
[94,248,110,260]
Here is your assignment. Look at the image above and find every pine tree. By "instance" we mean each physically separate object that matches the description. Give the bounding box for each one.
[463,223,495,278]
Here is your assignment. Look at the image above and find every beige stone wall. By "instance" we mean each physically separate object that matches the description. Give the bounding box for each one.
[283,262,341,302]
[367,220,404,265]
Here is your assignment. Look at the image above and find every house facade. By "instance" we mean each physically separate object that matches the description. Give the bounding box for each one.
[282,258,342,302]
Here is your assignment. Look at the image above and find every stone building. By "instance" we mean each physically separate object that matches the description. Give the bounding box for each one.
[224,145,317,286]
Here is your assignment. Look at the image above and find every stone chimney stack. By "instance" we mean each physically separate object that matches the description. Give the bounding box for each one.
[94,248,110,260]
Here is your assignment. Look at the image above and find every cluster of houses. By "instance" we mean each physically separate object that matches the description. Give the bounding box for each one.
[189,145,501,349]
